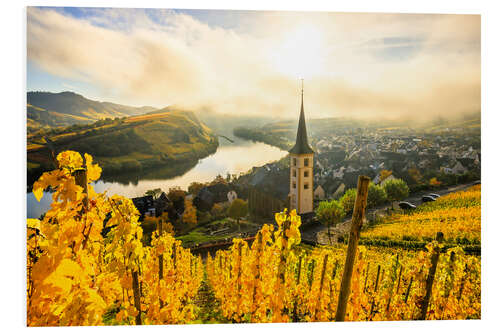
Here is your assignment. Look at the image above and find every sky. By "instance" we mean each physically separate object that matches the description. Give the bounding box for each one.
[26,7,480,120]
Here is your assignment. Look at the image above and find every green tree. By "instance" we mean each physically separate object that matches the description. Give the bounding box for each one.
[228,199,248,231]
[383,178,409,209]
[188,182,204,196]
[145,188,162,200]
[340,188,357,213]
[315,200,346,245]
[367,182,388,208]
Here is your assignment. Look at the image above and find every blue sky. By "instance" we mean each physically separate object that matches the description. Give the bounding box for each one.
[26,7,480,118]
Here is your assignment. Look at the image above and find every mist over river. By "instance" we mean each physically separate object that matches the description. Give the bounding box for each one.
[27,138,287,219]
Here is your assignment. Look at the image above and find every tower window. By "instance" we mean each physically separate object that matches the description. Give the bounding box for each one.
[304,158,309,167]
[293,182,296,189]
[293,169,297,177]
[293,158,297,166]
[304,183,309,190]
[304,171,309,177]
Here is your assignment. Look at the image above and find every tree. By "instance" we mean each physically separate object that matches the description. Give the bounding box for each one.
[210,175,227,185]
[168,187,186,212]
[379,169,393,183]
[429,177,442,187]
[367,182,388,208]
[228,199,248,231]
[340,188,357,214]
[315,200,346,245]
[408,167,423,184]
[145,188,162,200]
[211,203,225,219]
[183,198,197,224]
[383,178,409,209]
[188,182,204,196]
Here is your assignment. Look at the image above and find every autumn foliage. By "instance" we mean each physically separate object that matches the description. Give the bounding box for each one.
[27,151,202,326]
[27,151,480,325]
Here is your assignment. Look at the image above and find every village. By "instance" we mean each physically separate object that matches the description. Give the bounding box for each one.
[129,100,480,254]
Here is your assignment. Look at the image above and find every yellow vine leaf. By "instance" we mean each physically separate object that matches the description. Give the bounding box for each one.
[84,153,102,182]
[27,218,41,231]
[57,150,83,169]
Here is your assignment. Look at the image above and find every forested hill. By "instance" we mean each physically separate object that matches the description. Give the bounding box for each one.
[27,91,157,130]
[27,109,219,187]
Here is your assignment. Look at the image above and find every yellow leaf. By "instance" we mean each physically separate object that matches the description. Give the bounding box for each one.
[85,153,102,182]
[57,150,83,169]
[57,259,82,278]
[27,218,41,230]
[33,186,43,202]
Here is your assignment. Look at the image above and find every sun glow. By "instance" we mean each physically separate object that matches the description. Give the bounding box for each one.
[268,23,328,79]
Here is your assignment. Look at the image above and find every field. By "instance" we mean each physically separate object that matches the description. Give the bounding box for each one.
[27,151,481,325]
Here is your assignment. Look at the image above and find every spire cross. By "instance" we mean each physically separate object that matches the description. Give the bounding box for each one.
[301,78,304,97]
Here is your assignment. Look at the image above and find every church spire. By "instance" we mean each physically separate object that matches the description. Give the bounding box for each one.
[289,79,314,155]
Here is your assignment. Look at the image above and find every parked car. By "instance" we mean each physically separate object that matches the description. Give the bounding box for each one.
[399,201,417,210]
[428,193,441,199]
[422,195,437,203]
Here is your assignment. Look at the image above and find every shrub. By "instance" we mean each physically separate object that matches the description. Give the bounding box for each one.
[367,183,388,208]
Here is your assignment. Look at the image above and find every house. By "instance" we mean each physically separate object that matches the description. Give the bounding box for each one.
[451,161,467,175]
[227,190,237,203]
[380,174,396,187]
[333,166,345,179]
[154,192,172,218]
[332,183,346,199]
[314,185,325,200]
[131,192,174,220]
[193,183,228,211]
[131,195,155,219]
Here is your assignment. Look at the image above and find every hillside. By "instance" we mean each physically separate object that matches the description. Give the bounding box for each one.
[27,109,218,187]
[193,108,282,138]
[234,114,482,149]
[27,91,157,130]
[359,184,481,253]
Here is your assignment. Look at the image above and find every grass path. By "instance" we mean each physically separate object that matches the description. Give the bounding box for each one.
[193,274,228,324]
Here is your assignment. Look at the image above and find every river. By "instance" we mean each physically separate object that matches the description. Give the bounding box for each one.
[27,138,288,219]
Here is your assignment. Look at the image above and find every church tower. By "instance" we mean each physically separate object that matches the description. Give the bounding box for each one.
[289,81,314,215]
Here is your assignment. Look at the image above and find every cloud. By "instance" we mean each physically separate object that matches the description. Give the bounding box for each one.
[27,7,480,120]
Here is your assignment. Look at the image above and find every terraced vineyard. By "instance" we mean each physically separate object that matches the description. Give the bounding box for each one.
[360,185,481,253]
[27,151,481,325]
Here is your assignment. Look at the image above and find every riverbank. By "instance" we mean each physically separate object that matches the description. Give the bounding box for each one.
[27,139,288,218]
[27,110,220,190]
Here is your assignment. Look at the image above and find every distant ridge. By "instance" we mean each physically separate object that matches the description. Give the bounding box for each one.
[27,91,157,130]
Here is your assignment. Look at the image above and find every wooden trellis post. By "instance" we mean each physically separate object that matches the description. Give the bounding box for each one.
[418,232,444,320]
[335,175,370,322]
[132,270,142,325]
[73,168,88,210]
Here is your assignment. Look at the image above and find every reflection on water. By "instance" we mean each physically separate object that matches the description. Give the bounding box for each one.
[27,139,288,218]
